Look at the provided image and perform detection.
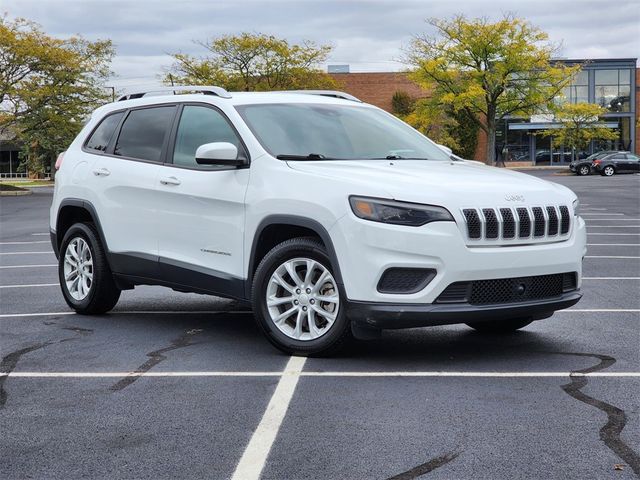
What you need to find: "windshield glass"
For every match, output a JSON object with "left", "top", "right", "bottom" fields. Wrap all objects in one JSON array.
[{"left": 235, "top": 103, "right": 451, "bottom": 161}]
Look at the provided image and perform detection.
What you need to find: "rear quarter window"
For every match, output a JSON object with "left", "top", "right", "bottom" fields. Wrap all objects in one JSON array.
[{"left": 85, "top": 111, "right": 125, "bottom": 152}]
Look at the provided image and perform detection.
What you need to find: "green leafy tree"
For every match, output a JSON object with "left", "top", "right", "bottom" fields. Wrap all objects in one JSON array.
[
  {"left": 391, "top": 90, "right": 414, "bottom": 116},
  {"left": 405, "top": 14, "right": 580, "bottom": 164},
  {"left": 165, "top": 32, "right": 338, "bottom": 91},
  {"left": 541, "top": 103, "right": 618, "bottom": 161},
  {"left": 0, "top": 16, "right": 113, "bottom": 175}
]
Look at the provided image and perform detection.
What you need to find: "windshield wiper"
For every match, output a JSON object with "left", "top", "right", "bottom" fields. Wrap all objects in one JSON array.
[
  {"left": 276, "top": 153, "right": 328, "bottom": 160},
  {"left": 368, "top": 155, "right": 432, "bottom": 160}
]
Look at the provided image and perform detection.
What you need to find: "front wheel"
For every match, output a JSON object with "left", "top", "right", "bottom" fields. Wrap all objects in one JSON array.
[
  {"left": 59, "top": 222, "right": 121, "bottom": 314},
  {"left": 251, "top": 237, "right": 351, "bottom": 356},
  {"left": 601, "top": 165, "right": 615, "bottom": 176},
  {"left": 466, "top": 318, "right": 533, "bottom": 333}
]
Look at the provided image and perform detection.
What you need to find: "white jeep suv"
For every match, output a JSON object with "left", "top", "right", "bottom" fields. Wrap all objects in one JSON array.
[{"left": 50, "top": 86, "right": 586, "bottom": 355}]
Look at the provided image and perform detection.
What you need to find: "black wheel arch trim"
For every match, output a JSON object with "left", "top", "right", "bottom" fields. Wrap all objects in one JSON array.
[
  {"left": 54, "top": 198, "right": 110, "bottom": 263},
  {"left": 247, "top": 215, "right": 344, "bottom": 299}
]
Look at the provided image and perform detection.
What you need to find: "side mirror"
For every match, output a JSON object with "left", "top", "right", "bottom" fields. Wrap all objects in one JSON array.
[{"left": 195, "top": 142, "right": 245, "bottom": 166}]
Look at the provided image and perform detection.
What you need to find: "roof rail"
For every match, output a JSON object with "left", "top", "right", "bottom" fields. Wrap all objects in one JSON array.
[
  {"left": 278, "top": 90, "right": 362, "bottom": 103},
  {"left": 117, "top": 86, "right": 232, "bottom": 102}
]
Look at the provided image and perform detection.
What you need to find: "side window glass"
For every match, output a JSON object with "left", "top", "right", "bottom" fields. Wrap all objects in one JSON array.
[
  {"left": 114, "top": 106, "right": 176, "bottom": 162},
  {"left": 85, "top": 112, "right": 125, "bottom": 152},
  {"left": 172, "top": 105, "right": 244, "bottom": 169}
]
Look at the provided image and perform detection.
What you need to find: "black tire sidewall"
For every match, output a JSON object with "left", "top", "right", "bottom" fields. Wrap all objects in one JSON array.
[
  {"left": 58, "top": 223, "right": 107, "bottom": 312},
  {"left": 252, "top": 239, "right": 350, "bottom": 355},
  {"left": 578, "top": 166, "right": 589, "bottom": 176}
]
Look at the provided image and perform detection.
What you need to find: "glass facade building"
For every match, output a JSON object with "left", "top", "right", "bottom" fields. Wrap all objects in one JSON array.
[{"left": 497, "top": 58, "right": 637, "bottom": 165}]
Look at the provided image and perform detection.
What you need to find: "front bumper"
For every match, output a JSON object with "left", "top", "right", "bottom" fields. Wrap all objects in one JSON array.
[
  {"left": 347, "top": 291, "right": 582, "bottom": 329},
  {"left": 330, "top": 214, "right": 587, "bottom": 304}
]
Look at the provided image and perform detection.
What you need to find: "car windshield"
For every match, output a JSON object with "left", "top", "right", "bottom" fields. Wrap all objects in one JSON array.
[{"left": 235, "top": 103, "right": 451, "bottom": 161}]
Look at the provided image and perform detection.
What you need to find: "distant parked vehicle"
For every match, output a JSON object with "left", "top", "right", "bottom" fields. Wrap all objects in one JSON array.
[
  {"left": 570, "top": 151, "right": 616, "bottom": 176},
  {"left": 592, "top": 152, "right": 640, "bottom": 176}
]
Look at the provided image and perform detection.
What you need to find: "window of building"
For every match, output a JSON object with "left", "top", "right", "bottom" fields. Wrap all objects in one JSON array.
[
  {"left": 595, "top": 69, "right": 631, "bottom": 112},
  {"left": 172, "top": 105, "right": 243, "bottom": 169},
  {"left": 114, "top": 106, "right": 177, "bottom": 162},
  {"left": 85, "top": 111, "right": 125, "bottom": 152},
  {"left": 559, "top": 70, "right": 588, "bottom": 104}
]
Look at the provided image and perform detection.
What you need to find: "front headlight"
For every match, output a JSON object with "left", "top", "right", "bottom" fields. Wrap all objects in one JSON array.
[
  {"left": 572, "top": 198, "right": 580, "bottom": 217},
  {"left": 349, "top": 196, "right": 454, "bottom": 226}
]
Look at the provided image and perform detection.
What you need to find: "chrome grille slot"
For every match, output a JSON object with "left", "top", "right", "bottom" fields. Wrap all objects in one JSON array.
[
  {"left": 482, "top": 208, "right": 499, "bottom": 239},
  {"left": 559, "top": 205, "right": 570, "bottom": 234},
  {"left": 546, "top": 206, "right": 559, "bottom": 236},
  {"left": 500, "top": 208, "right": 516, "bottom": 239},
  {"left": 532, "top": 207, "right": 545, "bottom": 237},
  {"left": 461, "top": 205, "right": 571, "bottom": 244},
  {"left": 517, "top": 208, "right": 531, "bottom": 238}
]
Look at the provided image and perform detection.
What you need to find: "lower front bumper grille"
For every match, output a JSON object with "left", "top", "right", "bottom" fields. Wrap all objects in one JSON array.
[{"left": 436, "top": 272, "right": 578, "bottom": 305}]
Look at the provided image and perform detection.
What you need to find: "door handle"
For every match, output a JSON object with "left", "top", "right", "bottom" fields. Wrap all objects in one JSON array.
[
  {"left": 92, "top": 167, "right": 110, "bottom": 176},
  {"left": 160, "top": 176, "right": 181, "bottom": 186}
]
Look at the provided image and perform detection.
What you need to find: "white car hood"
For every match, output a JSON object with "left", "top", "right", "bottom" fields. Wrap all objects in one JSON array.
[{"left": 287, "top": 159, "right": 575, "bottom": 209}]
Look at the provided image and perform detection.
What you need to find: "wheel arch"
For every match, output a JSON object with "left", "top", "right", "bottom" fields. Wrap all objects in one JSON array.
[
  {"left": 247, "top": 215, "right": 344, "bottom": 299},
  {"left": 55, "top": 199, "right": 110, "bottom": 264}
]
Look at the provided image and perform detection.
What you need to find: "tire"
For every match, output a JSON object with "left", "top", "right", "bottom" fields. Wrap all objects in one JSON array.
[
  {"left": 58, "top": 222, "right": 121, "bottom": 314},
  {"left": 601, "top": 165, "right": 615, "bottom": 176},
  {"left": 577, "top": 165, "right": 590, "bottom": 176},
  {"left": 466, "top": 318, "right": 533, "bottom": 333},
  {"left": 251, "top": 237, "right": 351, "bottom": 356}
]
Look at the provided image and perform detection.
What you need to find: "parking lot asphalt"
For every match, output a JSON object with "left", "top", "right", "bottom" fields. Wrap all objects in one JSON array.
[{"left": 0, "top": 171, "right": 639, "bottom": 479}]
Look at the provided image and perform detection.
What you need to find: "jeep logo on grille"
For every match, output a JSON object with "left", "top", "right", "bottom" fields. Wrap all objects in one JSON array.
[{"left": 505, "top": 194, "right": 525, "bottom": 202}]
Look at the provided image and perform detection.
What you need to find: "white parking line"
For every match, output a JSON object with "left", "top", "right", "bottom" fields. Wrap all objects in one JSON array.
[
  {"left": 584, "top": 255, "right": 640, "bottom": 259},
  {"left": 0, "top": 264, "right": 57, "bottom": 269},
  {"left": 0, "top": 310, "right": 253, "bottom": 318},
  {"left": 1, "top": 371, "right": 638, "bottom": 378},
  {"left": 582, "top": 277, "right": 639, "bottom": 280},
  {"left": 0, "top": 240, "right": 49, "bottom": 245},
  {"left": 231, "top": 356, "right": 306, "bottom": 480},
  {"left": 587, "top": 243, "right": 640, "bottom": 246},
  {"left": 0, "top": 283, "right": 58, "bottom": 289},
  {"left": 31, "top": 233, "right": 50, "bottom": 236},
  {"left": 0, "top": 251, "right": 53, "bottom": 255}
]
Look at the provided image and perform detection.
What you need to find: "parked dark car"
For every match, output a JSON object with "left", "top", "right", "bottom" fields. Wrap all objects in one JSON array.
[
  {"left": 570, "top": 151, "right": 616, "bottom": 176},
  {"left": 592, "top": 152, "right": 640, "bottom": 176}
]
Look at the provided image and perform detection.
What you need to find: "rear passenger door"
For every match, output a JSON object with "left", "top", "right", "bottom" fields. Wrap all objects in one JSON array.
[
  {"left": 87, "top": 104, "right": 177, "bottom": 277},
  {"left": 155, "top": 103, "right": 250, "bottom": 297}
]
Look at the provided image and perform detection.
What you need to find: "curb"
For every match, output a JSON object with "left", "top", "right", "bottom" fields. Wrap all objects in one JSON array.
[{"left": 0, "top": 189, "right": 33, "bottom": 197}]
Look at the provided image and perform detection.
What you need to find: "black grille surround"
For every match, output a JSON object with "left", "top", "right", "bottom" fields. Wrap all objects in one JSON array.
[
  {"left": 435, "top": 272, "right": 578, "bottom": 305},
  {"left": 461, "top": 205, "right": 571, "bottom": 243},
  {"left": 377, "top": 268, "right": 437, "bottom": 294}
]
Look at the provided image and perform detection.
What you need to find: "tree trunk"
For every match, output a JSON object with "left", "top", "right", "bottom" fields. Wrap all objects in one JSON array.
[{"left": 485, "top": 122, "right": 496, "bottom": 165}]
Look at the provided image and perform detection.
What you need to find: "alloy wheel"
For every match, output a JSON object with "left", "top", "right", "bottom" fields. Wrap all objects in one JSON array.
[
  {"left": 63, "top": 237, "right": 93, "bottom": 300},
  {"left": 604, "top": 166, "right": 614, "bottom": 176},
  {"left": 579, "top": 166, "right": 589, "bottom": 176},
  {"left": 266, "top": 257, "right": 340, "bottom": 341}
]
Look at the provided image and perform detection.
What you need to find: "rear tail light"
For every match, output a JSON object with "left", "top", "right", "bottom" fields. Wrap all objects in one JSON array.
[{"left": 55, "top": 151, "right": 65, "bottom": 170}]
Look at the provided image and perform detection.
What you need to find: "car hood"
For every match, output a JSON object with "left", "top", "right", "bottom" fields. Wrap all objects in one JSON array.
[{"left": 287, "top": 159, "right": 576, "bottom": 209}]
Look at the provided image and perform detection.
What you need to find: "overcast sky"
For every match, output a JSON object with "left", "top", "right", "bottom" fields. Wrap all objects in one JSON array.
[{"left": 3, "top": 0, "right": 639, "bottom": 91}]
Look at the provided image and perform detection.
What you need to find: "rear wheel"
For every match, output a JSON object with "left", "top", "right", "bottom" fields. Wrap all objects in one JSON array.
[
  {"left": 601, "top": 165, "right": 615, "bottom": 176},
  {"left": 58, "top": 222, "right": 121, "bottom": 314},
  {"left": 577, "top": 165, "right": 590, "bottom": 176},
  {"left": 251, "top": 237, "right": 351, "bottom": 356},
  {"left": 466, "top": 318, "right": 533, "bottom": 333}
]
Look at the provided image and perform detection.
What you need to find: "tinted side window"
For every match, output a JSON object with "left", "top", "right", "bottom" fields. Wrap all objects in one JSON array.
[
  {"left": 172, "top": 105, "right": 243, "bottom": 169},
  {"left": 114, "top": 106, "right": 176, "bottom": 162},
  {"left": 85, "top": 112, "right": 125, "bottom": 152},
  {"left": 611, "top": 154, "right": 625, "bottom": 160}
]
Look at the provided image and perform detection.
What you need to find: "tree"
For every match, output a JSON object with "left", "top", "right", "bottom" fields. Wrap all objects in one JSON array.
[
  {"left": 165, "top": 32, "right": 338, "bottom": 91},
  {"left": 405, "top": 14, "right": 580, "bottom": 164},
  {"left": 391, "top": 90, "right": 414, "bottom": 116},
  {"left": 541, "top": 103, "right": 618, "bottom": 161},
  {"left": 0, "top": 16, "right": 114, "bottom": 175}
]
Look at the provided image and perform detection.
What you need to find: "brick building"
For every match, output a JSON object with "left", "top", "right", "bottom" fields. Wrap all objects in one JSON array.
[{"left": 331, "top": 58, "right": 639, "bottom": 164}]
